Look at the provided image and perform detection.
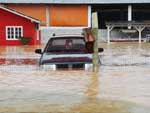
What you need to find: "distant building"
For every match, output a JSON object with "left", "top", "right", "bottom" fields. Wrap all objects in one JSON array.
[{"left": 1, "top": 0, "right": 150, "bottom": 44}]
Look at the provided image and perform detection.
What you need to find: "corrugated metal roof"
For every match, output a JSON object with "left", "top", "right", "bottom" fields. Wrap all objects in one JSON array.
[{"left": 1, "top": 0, "right": 150, "bottom": 4}]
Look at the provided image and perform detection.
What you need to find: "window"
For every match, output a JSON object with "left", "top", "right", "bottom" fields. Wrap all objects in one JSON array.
[
  {"left": 45, "top": 37, "right": 85, "bottom": 53},
  {"left": 6, "top": 26, "right": 23, "bottom": 40}
]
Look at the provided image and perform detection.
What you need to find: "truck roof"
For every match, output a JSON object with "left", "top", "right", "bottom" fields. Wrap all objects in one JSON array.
[{"left": 51, "top": 34, "right": 84, "bottom": 38}]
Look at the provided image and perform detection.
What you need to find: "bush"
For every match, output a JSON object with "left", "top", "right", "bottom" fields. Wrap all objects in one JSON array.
[{"left": 19, "top": 37, "right": 31, "bottom": 45}]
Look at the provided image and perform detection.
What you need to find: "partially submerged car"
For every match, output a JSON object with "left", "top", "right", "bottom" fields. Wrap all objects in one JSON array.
[{"left": 35, "top": 35, "right": 103, "bottom": 70}]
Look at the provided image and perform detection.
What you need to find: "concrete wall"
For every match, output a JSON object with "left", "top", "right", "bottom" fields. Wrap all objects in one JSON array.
[
  {"left": 41, "top": 28, "right": 83, "bottom": 43},
  {"left": 40, "top": 28, "right": 127, "bottom": 44},
  {"left": 40, "top": 28, "right": 107, "bottom": 44},
  {"left": 41, "top": 28, "right": 149, "bottom": 44}
]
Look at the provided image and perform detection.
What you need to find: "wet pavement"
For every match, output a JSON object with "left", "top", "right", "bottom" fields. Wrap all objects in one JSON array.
[{"left": 0, "top": 43, "right": 150, "bottom": 112}]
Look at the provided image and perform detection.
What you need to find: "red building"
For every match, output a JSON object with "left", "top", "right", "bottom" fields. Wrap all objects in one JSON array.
[{"left": 0, "top": 5, "right": 40, "bottom": 45}]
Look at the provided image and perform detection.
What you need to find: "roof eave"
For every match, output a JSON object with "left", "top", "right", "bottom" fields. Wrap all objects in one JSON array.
[{"left": 0, "top": 5, "right": 40, "bottom": 23}]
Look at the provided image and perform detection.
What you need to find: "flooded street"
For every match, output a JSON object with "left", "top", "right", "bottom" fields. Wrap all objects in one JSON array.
[{"left": 0, "top": 43, "right": 150, "bottom": 112}]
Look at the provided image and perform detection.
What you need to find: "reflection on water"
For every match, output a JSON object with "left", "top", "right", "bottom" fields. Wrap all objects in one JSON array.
[
  {"left": 0, "top": 58, "right": 38, "bottom": 65},
  {"left": 85, "top": 72, "right": 99, "bottom": 98},
  {"left": 0, "top": 43, "right": 150, "bottom": 112},
  {"left": 71, "top": 72, "right": 132, "bottom": 113}
]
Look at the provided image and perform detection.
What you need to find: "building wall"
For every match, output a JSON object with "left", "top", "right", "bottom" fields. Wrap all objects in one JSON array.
[
  {"left": 40, "top": 29, "right": 107, "bottom": 44},
  {"left": 0, "top": 8, "right": 39, "bottom": 45},
  {"left": 41, "top": 28, "right": 83, "bottom": 43},
  {"left": 7, "top": 4, "right": 47, "bottom": 26},
  {"left": 7, "top": 4, "right": 88, "bottom": 27},
  {"left": 50, "top": 5, "right": 88, "bottom": 27}
]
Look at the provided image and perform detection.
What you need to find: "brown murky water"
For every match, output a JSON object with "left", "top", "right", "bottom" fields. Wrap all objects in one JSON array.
[{"left": 0, "top": 43, "right": 150, "bottom": 112}]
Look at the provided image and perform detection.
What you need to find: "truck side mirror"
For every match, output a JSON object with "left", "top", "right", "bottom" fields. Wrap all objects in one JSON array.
[
  {"left": 98, "top": 48, "right": 104, "bottom": 52},
  {"left": 35, "top": 49, "right": 42, "bottom": 54}
]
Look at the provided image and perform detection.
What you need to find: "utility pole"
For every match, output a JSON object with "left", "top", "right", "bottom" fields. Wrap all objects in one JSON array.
[{"left": 92, "top": 12, "right": 99, "bottom": 72}]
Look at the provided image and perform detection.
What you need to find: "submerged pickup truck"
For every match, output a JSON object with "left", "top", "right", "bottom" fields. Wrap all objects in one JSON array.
[{"left": 35, "top": 35, "right": 103, "bottom": 70}]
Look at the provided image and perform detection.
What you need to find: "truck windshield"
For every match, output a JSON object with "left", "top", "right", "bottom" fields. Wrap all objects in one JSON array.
[{"left": 45, "top": 37, "right": 86, "bottom": 53}]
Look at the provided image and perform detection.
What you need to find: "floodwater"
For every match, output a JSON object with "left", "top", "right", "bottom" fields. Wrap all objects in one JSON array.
[{"left": 0, "top": 43, "right": 150, "bottom": 112}]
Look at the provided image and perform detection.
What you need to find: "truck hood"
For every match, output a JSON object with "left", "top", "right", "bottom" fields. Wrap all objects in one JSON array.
[{"left": 41, "top": 53, "right": 95, "bottom": 64}]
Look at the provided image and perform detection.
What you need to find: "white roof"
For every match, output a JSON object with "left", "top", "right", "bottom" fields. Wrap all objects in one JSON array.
[{"left": 0, "top": 5, "right": 40, "bottom": 23}]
